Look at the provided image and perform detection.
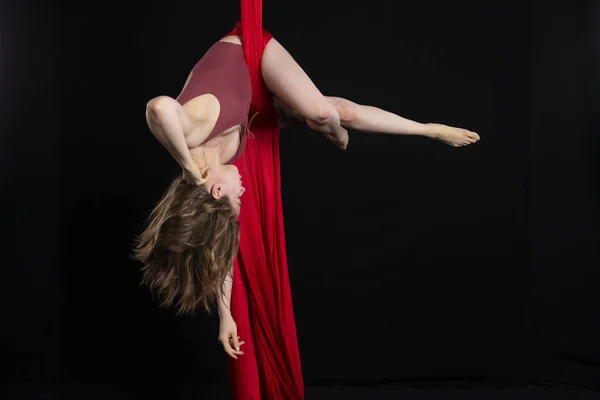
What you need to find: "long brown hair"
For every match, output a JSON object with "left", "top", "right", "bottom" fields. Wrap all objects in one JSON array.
[{"left": 133, "top": 174, "right": 240, "bottom": 314}]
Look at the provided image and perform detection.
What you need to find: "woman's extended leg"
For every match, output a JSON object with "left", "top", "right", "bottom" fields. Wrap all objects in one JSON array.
[
  {"left": 260, "top": 38, "right": 349, "bottom": 149},
  {"left": 274, "top": 95, "right": 480, "bottom": 147},
  {"left": 262, "top": 39, "right": 479, "bottom": 148},
  {"left": 326, "top": 96, "right": 480, "bottom": 147}
]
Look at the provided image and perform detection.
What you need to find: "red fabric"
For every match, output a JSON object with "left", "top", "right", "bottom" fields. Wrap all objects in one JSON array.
[{"left": 224, "top": 16, "right": 305, "bottom": 400}]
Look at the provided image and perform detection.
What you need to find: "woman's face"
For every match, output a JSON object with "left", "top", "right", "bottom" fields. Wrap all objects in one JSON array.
[{"left": 208, "top": 165, "right": 245, "bottom": 215}]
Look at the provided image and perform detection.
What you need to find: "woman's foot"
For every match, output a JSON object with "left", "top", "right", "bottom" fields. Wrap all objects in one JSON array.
[{"left": 426, "top": 123, "right": 480, "bottom": 147}]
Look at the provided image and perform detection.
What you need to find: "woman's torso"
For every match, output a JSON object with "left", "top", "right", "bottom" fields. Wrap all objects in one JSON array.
[{"left": 176, "top": 36, "right": 251, "bottom": 164}]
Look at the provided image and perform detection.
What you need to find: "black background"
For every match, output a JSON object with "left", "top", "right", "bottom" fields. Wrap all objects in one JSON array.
[{"left": 1, "top": 0, "right": 599, "bottom": 398}]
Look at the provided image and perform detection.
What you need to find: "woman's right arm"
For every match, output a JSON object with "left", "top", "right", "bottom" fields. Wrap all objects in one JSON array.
[{"left": 145, "top": 96, "right": 205, "bottom": 184}]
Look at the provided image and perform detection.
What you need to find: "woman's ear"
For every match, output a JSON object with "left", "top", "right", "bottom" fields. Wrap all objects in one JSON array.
[{"left": 211, "top": 183, "right": 224, "bottom": 200}]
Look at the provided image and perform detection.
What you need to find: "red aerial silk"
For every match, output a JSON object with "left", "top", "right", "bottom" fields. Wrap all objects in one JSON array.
[{"left": 223, "top": 2, "right": 304, "bottom": 399}]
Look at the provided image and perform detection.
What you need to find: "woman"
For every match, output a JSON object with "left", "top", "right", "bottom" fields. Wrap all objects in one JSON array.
[{"left": 134, "top": 31, "right": 479, "bottom": 398}]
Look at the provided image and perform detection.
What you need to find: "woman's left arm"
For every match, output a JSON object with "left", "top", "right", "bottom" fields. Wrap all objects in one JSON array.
[{"left": 217, "top": 266, "right": 244, "bottom": 359}]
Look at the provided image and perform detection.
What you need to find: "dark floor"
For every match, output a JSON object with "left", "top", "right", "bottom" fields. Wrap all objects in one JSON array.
[{"left": 2, "top": 383, "right": 600, "bottom": 400}]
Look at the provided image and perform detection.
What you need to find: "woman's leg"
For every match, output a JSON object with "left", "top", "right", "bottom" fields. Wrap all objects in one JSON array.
[
  {"left": 274, "top": 95, "right": 479, "bottom": 147},
  {"left": 261, "top": 37, "right": 480, "bottom": 148},
  {"left": 261, "top": 39, "right": 349, "bottom": 149},
  {"left": 325, "top": 96, "right": 480, "bottom": 147}
]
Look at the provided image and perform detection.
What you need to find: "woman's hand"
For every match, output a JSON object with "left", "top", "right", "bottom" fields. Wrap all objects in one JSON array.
[
  {"left": 182, "top": 163, "right": 206, "bottom": 186},
  {"left": 218, "top": 313, "right": 245, "bottom": 359}
]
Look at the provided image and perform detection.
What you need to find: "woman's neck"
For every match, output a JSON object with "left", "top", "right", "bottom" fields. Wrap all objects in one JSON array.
[{"left": 189, "top": 145, "right": 223, "bottom": 172}]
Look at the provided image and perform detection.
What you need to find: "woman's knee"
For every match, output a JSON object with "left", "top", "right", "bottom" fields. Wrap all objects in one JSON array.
[
  {"left": 308, "top": 98, "right": 338, "bottom": 125},
  {"left": 327, "top": 97, "right": 357, "bottom": 124}
]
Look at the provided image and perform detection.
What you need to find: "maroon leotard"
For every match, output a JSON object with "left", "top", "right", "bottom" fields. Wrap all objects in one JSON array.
[{"left": 176, "top": 41, "right": 252, "bottom": 164}]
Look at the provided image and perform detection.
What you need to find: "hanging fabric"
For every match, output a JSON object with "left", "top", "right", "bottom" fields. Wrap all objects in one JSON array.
[{"left": 223, "top": 1, "right": 305, "bottom": 398}]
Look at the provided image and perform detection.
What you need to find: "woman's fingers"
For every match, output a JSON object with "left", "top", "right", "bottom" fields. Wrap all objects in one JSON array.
[
  {"left": 220, "top": 334, "right": 246, "bottom": 359},
  {"left": 226, "top": 346, "right": 238, "bottom": 359},
  {"left": 222, "top": 341, "right": 237, "bottom": 359},
  {"left": 220, "top": 335, "right": 240, "bottom": 359},
  {"left": 233, "top": 340, "right": 245, "bottom": 356},
  {"left": 230, "top": 333, "right": 240, "bottom": 352}
]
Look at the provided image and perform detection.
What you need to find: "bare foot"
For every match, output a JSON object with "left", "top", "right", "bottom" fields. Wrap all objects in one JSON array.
[
  {"left": 426, "top": 123, "right": 480, "bottom": 147},
  {"left": 307, "top": 120, "right": 349, "bottom": 150}
]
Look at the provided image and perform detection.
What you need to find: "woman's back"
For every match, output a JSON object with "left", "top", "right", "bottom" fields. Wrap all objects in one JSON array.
[{"left": 176, "top": 39, "right": 252, "bottom": 154}]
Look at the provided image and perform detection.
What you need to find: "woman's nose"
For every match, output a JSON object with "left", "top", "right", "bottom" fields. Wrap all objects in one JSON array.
[{"left": 240, "top": 186, "right": 246, "bottom": 195}]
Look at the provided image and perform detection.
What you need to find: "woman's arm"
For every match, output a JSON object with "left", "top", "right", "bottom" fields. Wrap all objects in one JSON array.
[
  {"left": 217, "top": 269, "right": 234, "bottom": 318},
  {"left": 146, "top": 96, "right": 197, "bottom": 170},
  {"left": 217, "top": 265, "right": 244, "bottom": 359},
  {"left": 145, "top": 96, "right": 206, "bottom": 184}
]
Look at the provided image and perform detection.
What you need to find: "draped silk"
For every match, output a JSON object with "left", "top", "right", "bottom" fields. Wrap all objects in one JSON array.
[{"left": 223, "top": 2, "right": 304, "bottom": 398}]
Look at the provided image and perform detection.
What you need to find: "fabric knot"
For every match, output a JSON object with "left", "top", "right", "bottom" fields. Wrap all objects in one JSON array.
[
  {"left": 241, "top": 111, "right": 259, "bottom": 177},
  {"left": 243, "top": 111, "right": 259, "bottom": 140}
]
